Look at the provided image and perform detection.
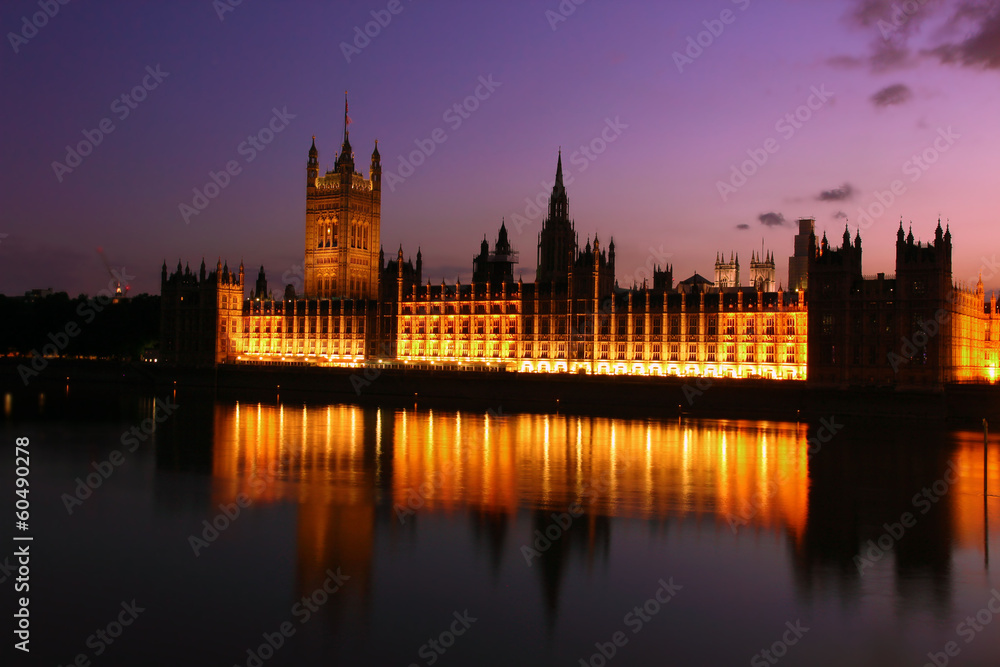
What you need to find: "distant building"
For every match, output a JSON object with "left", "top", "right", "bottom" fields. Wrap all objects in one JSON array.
[{"left": 787, "top": 218, "right": 814, "bottom": 292}]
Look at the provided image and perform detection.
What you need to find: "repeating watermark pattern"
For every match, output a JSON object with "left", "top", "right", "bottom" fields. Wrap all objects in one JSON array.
[
  {"left": 673, "top": 0, "right": 752, "bottom": 73},
  {"left": 384, "top": 75, "right": 502, "bottom": 193},
  {"left": 52, "top": 65, "right": 170, "bottom": 182},
  {"left": 233, "top": 567, "right": 349, "bottom": 667},
  {"left": 521, "top": 460, "right": 627, "bottom": 566},
  {"left": 853, "top": 127, "right": 960, "bottom": 232},
  {"left": 727, "top": 417, "right": 843, "bottom": 531},
  {"left": 61, "top": 397, "right": 179, "bottom": 515},
  {"left": 394, "top": 408, "right": 504, "bottom": 523},
  {"left": 854, "top": 460, "right": 959, "bottom": 575},
  {"left": 407, "top": 610, "right": 477, "bottom": 667},
  {"left": 341, "top": 0, "right": 414, "bottom": 62},
  {"left": 17, "top": 268, "right": 136, "bottom": 386},
  {"left": 350, "top": 341, "right": 399, "bottom": 394},
  {"left": 56, "top": 600, "right": 145, "bottom": 665},
  {"left": 877, "top": 0, "right": 932, "bottom": 40},
  {"left": 545, "top": 0, "right": 589, "bottom": 31},
  {"left": 187, "top": 459, "right": 281, "bottom": 556},
  {"left": 179, "top": 106, "right": 295, "bottom": 224},
  {"left": 214, "top": 0, "right": 247, "bottom": 22},
  {"left": 889, "top": 247, "right": 987, "bottom": 372},
  {"left": 0, "top": 232, "right": 8, "bottom": 246},
  {"left": 508, "top": 117, "right": 628, "bottom": 235},
  {"left": 577, "top": 578, "right": 682, "bottom": 666},
  {"left": 750, "top": 620, "right": 810, "bottom": 666},
  {"left": 7, "top": 0, "right": 72, "bottom": 54},
  {"left": 717, "top": 85, "right": 834, "bottom": 202},
  {"left": 922, "top": 589, "right": 1000, "bottom": 667}
]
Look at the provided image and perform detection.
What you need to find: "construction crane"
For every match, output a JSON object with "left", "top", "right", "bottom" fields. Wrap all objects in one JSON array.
[{"left": 96, "top": 246, "right": 129, "bottom": 299}]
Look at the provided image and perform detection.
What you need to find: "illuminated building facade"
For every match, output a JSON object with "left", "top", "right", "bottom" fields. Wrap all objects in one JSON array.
[
  {"left": 304, "top": 97, "right": 381, "bottom": 301},
  {"left": 158, "top": 112, "right": 1000, "bottom": 385}
]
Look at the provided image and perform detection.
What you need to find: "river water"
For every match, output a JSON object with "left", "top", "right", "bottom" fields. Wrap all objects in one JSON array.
[{"left": 4, "top": 386, "right": 1000, "bottom": 666}]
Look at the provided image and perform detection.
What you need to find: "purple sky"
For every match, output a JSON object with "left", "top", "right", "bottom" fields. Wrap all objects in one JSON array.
[{"left": 3, "top": 0, "right": 1000, "bottom": 296}]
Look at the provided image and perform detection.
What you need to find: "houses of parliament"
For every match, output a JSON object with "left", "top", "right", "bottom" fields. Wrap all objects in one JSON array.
[{"left": 160, "top": 109, "right": 1000, "bottom": 389}]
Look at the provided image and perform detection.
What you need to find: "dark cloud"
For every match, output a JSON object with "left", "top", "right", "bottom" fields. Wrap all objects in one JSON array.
[
  {"left": 834, "top": 211, "right": 849, "bottom": 219},
  {"left": 927, "top": 8, "right": 1000, "bottom": 69},
  {"left": 818, "top": 183, "right": 856, "bottom": 201},
  {"left": 835, "top": 0, "right": 1000, "bottom": 73},
  {"left": 736, "top": 223, "right": 751, "bottom": 230},
  {"left": 758, "top": 212, "right": 786, "bottom": 227},
  {"left": 871, "top": 83, "right": 913, "bottom": 107}
]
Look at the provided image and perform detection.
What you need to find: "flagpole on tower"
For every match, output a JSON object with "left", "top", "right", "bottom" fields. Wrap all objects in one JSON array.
[{"left": 344, "top": 91, "right": 351, "bottom": 144}]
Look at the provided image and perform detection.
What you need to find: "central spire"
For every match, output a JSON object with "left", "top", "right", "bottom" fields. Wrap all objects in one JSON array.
[
  {"left": 337, "top": 91, "right": 355, "bottom": 173},
  {"left": 548, "top": 149, "right": 568, "bottom": 221},
  {"left": 555, "top": 148, "right": 564, "bottom": 190}
]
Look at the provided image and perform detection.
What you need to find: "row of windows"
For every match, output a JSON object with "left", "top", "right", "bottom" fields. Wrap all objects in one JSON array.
[
  {"left": 316, "top": 220, "right": 372, "bottom": 250},
  {"left": 397, "top": 341, "right": 799, "bottom": 363}
]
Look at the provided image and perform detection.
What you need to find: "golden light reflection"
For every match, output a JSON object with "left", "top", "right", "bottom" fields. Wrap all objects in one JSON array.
[
  {"left": 949, "top": 430, "right": 1000, "bottom": 551},
  {"left": 211, "top": 404, "right": 812, "bottom": 550}
]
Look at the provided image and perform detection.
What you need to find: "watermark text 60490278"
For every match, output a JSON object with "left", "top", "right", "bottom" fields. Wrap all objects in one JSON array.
[{"left": 13, "top": 436, "right": 33, "bottom": 653}]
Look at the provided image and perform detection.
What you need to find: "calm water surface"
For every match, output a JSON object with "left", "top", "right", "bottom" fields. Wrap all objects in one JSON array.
[{"left": 3, "top": 386, "right": 1000, "bottom": 666}]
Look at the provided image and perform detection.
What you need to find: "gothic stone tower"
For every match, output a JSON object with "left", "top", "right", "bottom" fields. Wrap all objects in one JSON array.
[
  {"left": 304, "top": 95, "right": 381, "bottom": 300},
  {"left": 536, "top": 151, "right": 577, "bottom": 284},
  {"left": 714, "top": 252, "right": 740, "bottom": 289},
  {"left": 749, "top": 250, "right": 776, "bottom": 291}
]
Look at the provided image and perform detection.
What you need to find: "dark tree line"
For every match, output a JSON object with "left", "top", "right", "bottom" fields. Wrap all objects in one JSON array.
[{"left": 0, "top": 292, "right": 160, "bottom": 359}]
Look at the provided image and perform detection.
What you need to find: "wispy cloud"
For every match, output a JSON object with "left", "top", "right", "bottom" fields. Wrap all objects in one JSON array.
[{"left": 871, "top": 83, "right": 913, "bottom": 107}]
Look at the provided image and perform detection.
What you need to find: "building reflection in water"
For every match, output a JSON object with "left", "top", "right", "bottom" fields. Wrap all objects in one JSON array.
[{"left": 201, "top": 401, "right": 997, "bottom": 626}]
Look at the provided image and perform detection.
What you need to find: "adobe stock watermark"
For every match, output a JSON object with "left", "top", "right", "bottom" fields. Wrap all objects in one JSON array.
[
  {"left": 385, "top": 75, "right": 501, "bottom": 192},
  {"left": 17, "top": 268, "right": 136, "bottom": 386},
  {"left": 673, "top": 0, "right": 752, "bottom": 73},
  {"left": 545, "top": 0, "right": 589, "bottom": 31},
  {"left": 178, "top": 106, "right": 295, "bottom": 224},
  {"left": 507, "top": 117, "right": 629, "bottom": 236},
  {"left": 394, "top": 408, "right": 503, "bottom": 522},
  {"left": 341, "top": 0, "right": 414, "bottom": 62},
  {"left": 854, "top": 460, "right": 960, "bottom": 575},
  {"left": 717, "top": 84, "right": 834, "bottom": 202},
  {"left": 625, "top": 245, "right": 673, "bottom": 288},
  {"left": 922, "top": 589, "right": 1000, "bottom": 667},
  {"left": 214, "top": 0, "right": 247, "bottom": 22},
  {"left": 187, "top": 459, "right": 282, "bottom": 556},
  {"left": 52, "top": 65, "right": 170, "bottom": 183},
  {"left": 7, "top": 0, "right": 73, "bottom": 54},
  {"left": 54, "top": 600, "right": 145, "bottom": 665},
  {"left": 233, "top": 567, "right": 350, "bottom": 667},
  {"left": 727, "top": 417, "right": 843, "bottom": 532},
  {"left": 407, "top": 610, "right": 477, "bottom": 667},
  {"left": 750, "top": 620, "right": 809, "bottom": 666},
  {"left": 61, "top": 397, "right": 179, "bottom": 515},
  {"left": 852, "top": 127, "right": 960, "bottom": 232},
  {"left": 877, "top": 0, "right": 932, "bottom": 40},
  {"left": 577, "top": 578, "right": 682, "bottom": 667},
  {"left": 522, "top": 462, "right": 626, "bottom": 567}
]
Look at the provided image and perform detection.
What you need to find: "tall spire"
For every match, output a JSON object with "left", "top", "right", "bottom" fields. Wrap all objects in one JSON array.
[
  {"left": 547, "top": 149, "right": 569, "bottom": 221},
  {"left": 555, "top": 148, "right": 564, "bottom": 189}
]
